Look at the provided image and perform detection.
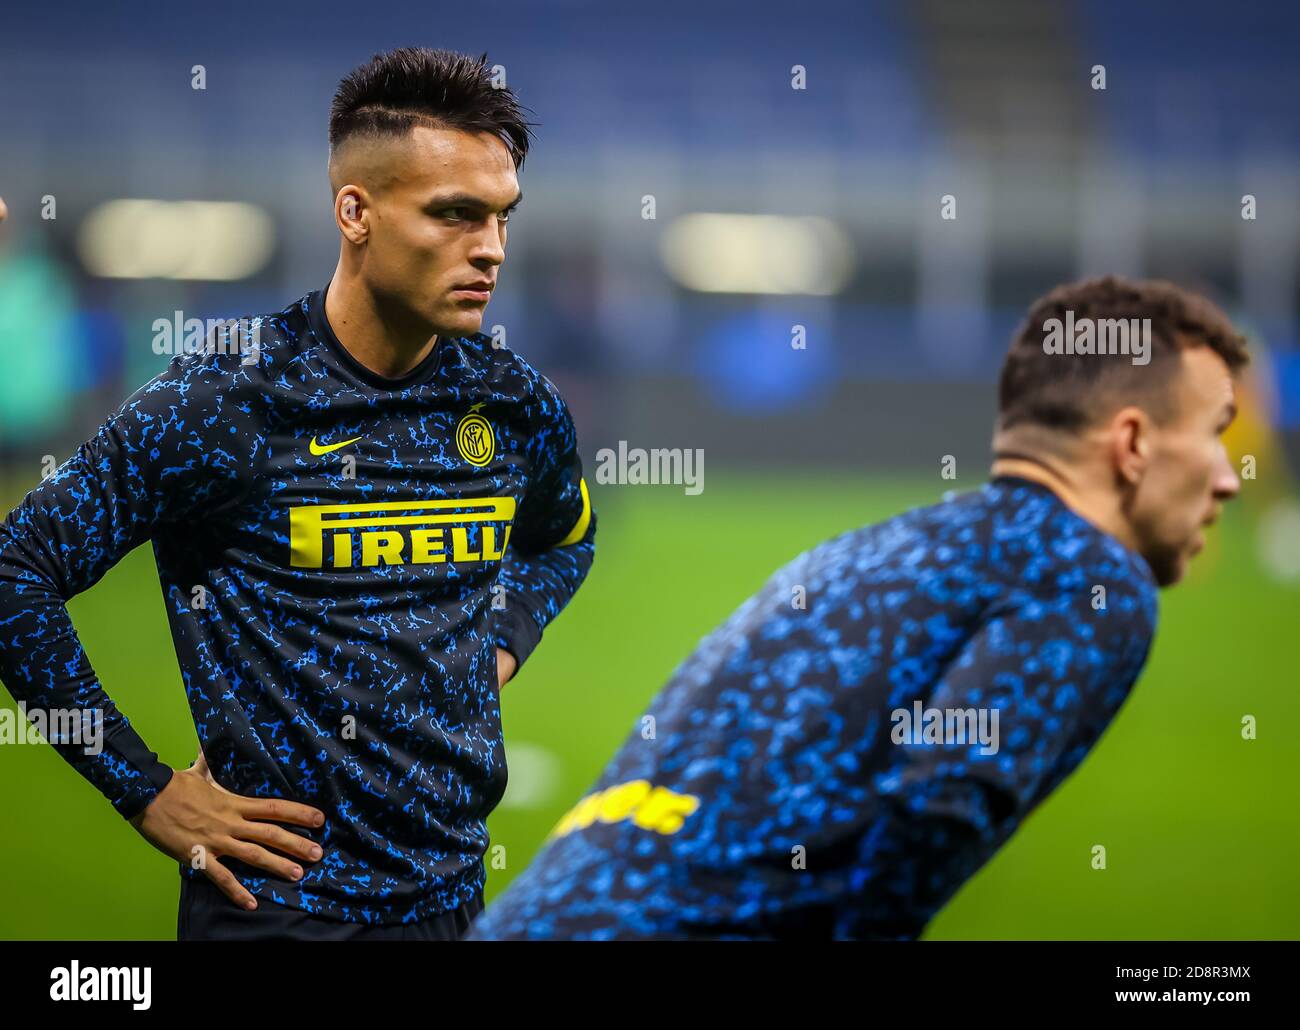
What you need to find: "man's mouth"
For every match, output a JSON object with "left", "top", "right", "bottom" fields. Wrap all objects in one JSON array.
[{"left": 451, "top": 280, "right": 494, "bottom": 303}]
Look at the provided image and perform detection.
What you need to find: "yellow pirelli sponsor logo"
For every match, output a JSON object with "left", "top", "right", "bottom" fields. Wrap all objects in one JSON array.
[
  {"left": 289, "top": 497, "right": 516, "bottom": 569},
  {"left": 548, "top": 779, "right": 700, "bottom": 840}
]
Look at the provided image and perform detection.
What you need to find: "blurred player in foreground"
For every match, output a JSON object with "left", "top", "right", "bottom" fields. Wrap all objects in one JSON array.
[
  {"left": 0, "top": 49, "right": 595, "bottom": 940},
  {"left": 471, "top": 276, "right": 1247, "bottom": 940}
]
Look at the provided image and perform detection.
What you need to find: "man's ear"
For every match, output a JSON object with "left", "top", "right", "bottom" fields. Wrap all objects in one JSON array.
[
  {"left": 1111, "top": 405, "right": 1152, "bottom": 486},
  {"left": 335, "top": 187, "right": 369, "bottom": 244}
]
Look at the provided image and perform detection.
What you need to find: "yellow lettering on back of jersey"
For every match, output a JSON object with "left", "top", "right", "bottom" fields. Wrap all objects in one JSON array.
[{"left": 548, "top": 779, "right": 700, "bottom": 840}]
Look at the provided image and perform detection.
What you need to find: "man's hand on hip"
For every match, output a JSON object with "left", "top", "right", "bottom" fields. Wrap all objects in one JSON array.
[{"left": 129, "top": 752, "right": 326, "bottom": 911}]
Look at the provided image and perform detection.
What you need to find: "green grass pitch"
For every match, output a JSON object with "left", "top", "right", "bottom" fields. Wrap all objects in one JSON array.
[{"left": 1, "top": 473, "right": 1296, "bottom": 939}]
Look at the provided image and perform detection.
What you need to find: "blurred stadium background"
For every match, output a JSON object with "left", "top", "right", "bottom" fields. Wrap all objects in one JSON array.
[{"left": 1, "top": 0, "right": 1297, "bottom": 939}]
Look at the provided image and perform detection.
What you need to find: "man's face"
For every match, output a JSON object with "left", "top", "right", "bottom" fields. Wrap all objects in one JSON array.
[
  {"left": 336, "top": 125, "right": 519, "bottom": 338},
  {"left": 1129, "top": 346, "right": 1241, "bottom": 586}
]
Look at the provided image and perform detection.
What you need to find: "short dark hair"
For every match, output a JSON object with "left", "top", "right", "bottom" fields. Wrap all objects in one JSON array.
[
  {"left": 997, "top": 275, "right": 1249, "bottom": 432},
  {"left": 329, "top": 48, "right": 535, "bottom": 168}
]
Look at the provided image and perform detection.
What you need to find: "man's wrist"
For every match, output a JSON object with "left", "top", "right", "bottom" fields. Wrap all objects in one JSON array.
[{"left": 118, "top": 761, "right": 176, "bottom": 823}]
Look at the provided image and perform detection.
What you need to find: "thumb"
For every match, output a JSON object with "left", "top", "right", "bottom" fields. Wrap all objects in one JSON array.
[{"left": 189, "top": 747, "right": 233, "bottom": 794}]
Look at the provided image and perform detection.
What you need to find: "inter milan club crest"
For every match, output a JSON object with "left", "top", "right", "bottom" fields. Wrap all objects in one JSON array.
[{"left": 455, "top": 404, "right": 496, "bottom": 467}]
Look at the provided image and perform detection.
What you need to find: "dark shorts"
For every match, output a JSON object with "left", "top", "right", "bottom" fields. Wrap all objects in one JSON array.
[{"left": 177, "top": 874, "right": 484, "bottom": 941}]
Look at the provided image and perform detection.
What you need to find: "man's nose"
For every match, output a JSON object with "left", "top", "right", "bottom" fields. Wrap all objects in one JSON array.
[
  {"left": 470, "top": 222, "right": 506, "bottom": 265},
  {"left": 1213, "top": 456, "right": 1241, "bottom": 501}
]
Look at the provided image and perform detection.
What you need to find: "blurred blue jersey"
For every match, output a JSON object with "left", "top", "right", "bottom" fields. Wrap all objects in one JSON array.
[{"left": 471, "top": 477, "right": 1156, "bottom": 939}]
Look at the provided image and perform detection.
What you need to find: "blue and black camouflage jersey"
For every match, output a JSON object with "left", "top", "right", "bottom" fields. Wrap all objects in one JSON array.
[
  {"left": 0, "top": 285, "right": 596, "bottom": 924},
  {"left": 470, "top": 477, "right": 1155, "bottom": 940}
]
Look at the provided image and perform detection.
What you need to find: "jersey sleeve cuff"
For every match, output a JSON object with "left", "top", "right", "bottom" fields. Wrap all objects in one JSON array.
[
  {"left": 105, "top": 725, "right": 176, "bottom": 820},
  {"left": 494, "top": 607, "right": 543, "bottom": 672}
]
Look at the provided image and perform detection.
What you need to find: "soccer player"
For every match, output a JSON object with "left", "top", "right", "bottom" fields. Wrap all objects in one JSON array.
[
  {"left": 0, "top": 48, "right": 596, "bottom": 940},
  {"left": 470, "top": 277, "right": 1246, "bottom": 940}
]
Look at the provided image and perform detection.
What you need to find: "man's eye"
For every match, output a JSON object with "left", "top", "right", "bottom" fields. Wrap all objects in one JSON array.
[
  {"left": 499, "top": 210, "right": 513, "bottom": 223},
  {"left": 441, "top": 208, "right": 467, "bottom": 220}
]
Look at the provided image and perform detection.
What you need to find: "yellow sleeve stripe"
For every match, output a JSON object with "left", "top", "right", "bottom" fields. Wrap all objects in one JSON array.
[{"left": 557, "top": 477, "right": 592, "bottom": 547}]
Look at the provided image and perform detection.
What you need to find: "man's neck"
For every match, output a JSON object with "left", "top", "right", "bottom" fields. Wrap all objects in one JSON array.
[
  {"left": 989, "top": 454, "right": 1141, "bottom": 554},
  {"left": 324, "top": 272, "right": 439, "bottom": 380}
]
